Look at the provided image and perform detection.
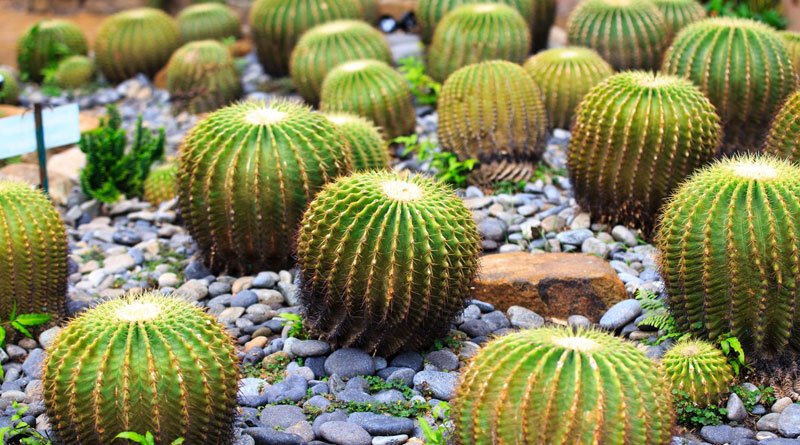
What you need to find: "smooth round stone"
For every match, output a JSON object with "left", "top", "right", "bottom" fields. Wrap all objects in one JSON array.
[
  {"left": 231, "top": 290, "right": 259, "bottom": 308},
  {"left": 252, "top": 271, "right": 280, "bottom": 288},
  {"left": 259, "top": 404, "right": 306, "bottom": 429},
  {"left": 347, "top": 412, "right": 414, "bottom": 436},
  {"left": 599, "top": 299, "right": 642, "bottom": 330},
  {"left": 390, "top": 352, "right": 423, "bottom": 372},
  {"left": 290, "top": 340, "right": 331, "bottom": 357},
  {"left": 425, "top": 350, "right": 459, "bottom": 371},
  {"left": 319, "top": 421, "right": 371, "bottom": 445},
  {"left": 413, "top": 371, "right": 457, "bottom": 401},
  {"left": 324, "top": 349, "right": 376, "bottom": 379}
]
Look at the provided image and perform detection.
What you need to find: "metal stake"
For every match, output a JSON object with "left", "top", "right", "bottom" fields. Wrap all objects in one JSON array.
[{"left": 33, "top": 102, "right": 48, "bottom": 195}]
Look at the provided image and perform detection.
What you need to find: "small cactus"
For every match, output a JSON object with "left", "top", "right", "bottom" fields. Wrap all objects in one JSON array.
[
  {"left": 567, "top": 0, "right": 669, "bottom": 71},
  {"left": 166, "top": 40, "right": 242, "bottom": 114},
  {"left": 415, "top": 0, "right": 534, "bottom": 44},
  {"left": 656, "top": 155, "right": 800, "bottom": 355},
  {"left": 43, "top": 292, "right": 239, "bottom": 444},
  {"left": 523, "top": 46, "right": 615, "bottom": 130},
  {"left": 764, "top": 90, "right": 800, "bottom": 162},
  {"left": 95, "top": 8, "right": 181, "bottom": 84},
  {"left": 290, "top": 20, "right": 392, "bottom": 104},
  {"left": 249, "top": 0, "right": 362, "bottom": 77},
  {"left": 323, "top": 113, "right": 389, "bottom": 171},
  {"left": 780, "top": 31, "right": 800, "bottom": 80},
  {"left": 453, "top": 327, "right": 675, "bottom": 444},
  {"left": 17, "top": 19, "right": 88, "bottom": 83},
  {"left": 0, "top": 181, "right": 67, "bottom": 320},
  {"left": 53, "top": 55, "right": 95, "bottom": 90},
  {"left": 653, "top": 0, "right": 705, "bottom": 33},
  {"left": 297, "top": 171, "right": 480, "bottom": 355},
  {"left": 320, "top": 59, "right": 416, "bottom": 139},
  {"left": 177, "top": 3, "right": 242, "bottom": 44},
  {"left": 178, "top": 100, "right": 352, "bottom": 274},
  {"left": 144, "top": 162, "right": 178, "bottom": 206},
  {"left": 0, "top": 67, "right": 20, "bottom": 104},
  {"left": 661, "top": 339, "right": 734, "bottom": 405},
  {"left": 427, "top": 3, "right": 531, "bottom": 83},
  {"left": 662, "top": 18, "right": 796, "bottom": 154},
  {"left": 569, "top": 71, "right": 721, "bottom": 234},
  {"left": 438, "top": 60, "right": 548, "bottom": 185}
]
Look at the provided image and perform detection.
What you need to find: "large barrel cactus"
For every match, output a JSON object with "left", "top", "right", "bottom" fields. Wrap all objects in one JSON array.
[
  {"left": 569, "top": 71, "right": 721, "bottom": 234},
  {"left": 297, "top": 171, "right": 480, "bottom": 355},
  {"left": 567, "top": 0, "right": 669, "bottom": 71},
  {"left": 438, "top": 61, "right": 548, "bottom": 185},
  {"left": 0, "top": 181, "right": 67, "bottom": 320},
  {"left": 0, "top": 68, "right": 20, "bottom": 104},
  {"left": 43, "top": 292, "right": 239, "bottom": 444},
  {"left": 17, "top": 19, "right": 88, "bottom": 83},
  {"left": 661, "top": 339, "right": 733, "bottom": 405},
  {"left": 415, "top": 0, "right": 534, "bottom": 44},
  {"left": 178, "top": 100, "right": 351, "bottom": 274},
  {"left": 427, "top": 3, "right": 531, "bottom": 83},
  {"left": 177, "top": 3, "right": 242, "bottom": 44},
  {"left": 53, "top": 55, "right": 95, "bottom": 90},
  {"left": 764, "top": 90, "right": 800, "bottom": 162},
  {"left": 453, "top": 327, "right": 675, "bottom": 444},
  {"left": 95, "top": 8, "right": 180, "bottom": 84},
  {"left": 144, "top": 162, "right": 178, "bottom": 206},
  {"left": 780, "top": 31, "right": 800, "bottom": 80},
  {"left": 656, "top": 155, "right": 800, "bottom": 355},
  {"left": 290, "top": 20, "right": 392, "bottom": 105},
  {"left": 249, "top": 0, "right": 362, "bottom": 77},
  {"left": 166, "top": 40, "right": 242, "bottom": 114},
  {"left": 662, "top": 18, "right": 795, "bottom": 154},
  {"left": 653, "top": 0, "right": 705, "bottom": 33},
  {"left": 323, "top": 113, "right": 389, "bottom": 171},
  {"left": 320, "top": 59, "right": 416, "bottom": 139},
  {"left": 523, "top": 47, "right": 615, "bottom": 130}
]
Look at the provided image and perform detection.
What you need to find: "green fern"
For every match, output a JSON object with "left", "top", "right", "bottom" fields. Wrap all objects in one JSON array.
[{"left": 635, "top": 289, "right": 688, "bottom": 345}]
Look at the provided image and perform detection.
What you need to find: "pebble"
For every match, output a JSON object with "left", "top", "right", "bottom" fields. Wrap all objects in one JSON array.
[
  {"left": 372, "top": 435, "right": 410, "bottom": 445},
  {"left": 252, "top": 271, "right": 280, "bottom": 288},
  {"left": 727, "top": 393, "right": 747, "bottom": 422},
  {"left": 348, "top": 412, "right": 415, "bottom": 436},
  {"left": 38, "top": 327, "right": 61, "bottom": 350},
  {"left": 507, "top": 306, "right": 544, "bottom": 329},
  {"left": 611, "top": 225, "right": 638, "bottom": 247},
  {"left": 242, "top": 427, "right": 303, "bottom": 445},
  {"left": 158, "top": 273, "right": 180, "bottom": 288},
  {"left": 556, "top": 229, "right": 594, "bottom": 245},
  {"left": 599, "top": 299, "right": 642, "bottom": 330},
  {"left": 319, "top": 421, "right": 372, "bottom": 445},
  {"left": 413, "top": 371, "right": 458, "bottom": 400},
  {"left": 699, "top": 425, "right": 755, "bottom": 444},
  {"left": 291, "top": 340, "right": 331, "bottom": 357},
  {"left": 778, "top": 404, "right": 800, "bottom": 438},
  {"left": 231, "top": 290, "right": 258, "bottom": 308},
  {"left": 567, "top": 315, "right": 592, "bottom": 328},
  {"left": 325, "top": 348, "right": 375, "bottom": 378},
  {"left": 774, "top": 398, "right": 794, "bottom": 413},
  {"left": 426, "top": 350, "right": 459, "bottom": 371},
  {"left": 259, "top": 404, "right": 306, "bottom": 429}
]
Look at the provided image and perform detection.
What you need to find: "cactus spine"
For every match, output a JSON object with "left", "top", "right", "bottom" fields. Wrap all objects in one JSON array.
[
  {"left": 178, "top": 100, "right": 352, "bottom": 274},
  {"left": 144, "top": 162, "right": 178, "bottom": 206},
  {"left": 568, "top": 71, "right": 721, "bottom": 234},
  {"left": 0, "top": 68, "right": 20, "bottom": 104},
  {"left": 177, "top": 3, "right": 242, "bottom": 44},
  {"left": 661, "top": 339, "right": 733, "bottom": 405},
  {"left": 764, "top": 90, "right": 800, "bottom": 162},
  {"left": 17, "top": 19, "right": 88, "bottom": 83},
  {"left": 53, "top": 55, "right": 95, "bottom": 89},
  {"left": 320, "top": 59, "right": 416, "bottom": 139},
  {"left": 567, "top": 0, "right": 669, "bottom": 71},
  {"left": 95, "top": 8, "right": 180, "bottom": 84},
  {"left": 662, "top": 18, "right": 796, "bottom": 154},
  {"left": 290, "top": 20, "right": 392, "bottom": 105},
  {"left": 427, "top": 3, "right": 531, "bottom": 83},
  {"left": 43, "top": 292, "right": 239, "bottom": 445},
  {"left": 653, "top": 0, "right": 705, "bottom": 33},
  {"left": 438, "top": 60, "right": 548, "bottom": 185},
  {"left": 656, "top": 155, "right": 800, "bottom": 355},
  {"left": 166, "top": 40, "right": 242, "bottom": 114},
  {"left": 415, "top": 0, "right": 534, "bottom": 44},
  {"left": 297, "top": 171, "right": 480, "bottom": 355},
  {"left": 523, "top": 47, "right": 615, "bottom": 130},
  {"left": 249, "top": 0, "right": 362, "bottom": 77},
  {"left": 323, "top": 113, "right": 389, "bottom": 171},
  {"left": 453, "top": 327, "right": 675, "bottom": 444},
  {"left": 780, "top": 31, "right": 800, "bottom": 81},
  {"left": 0, "top": 181, "right": 67, "bottom": 320}
]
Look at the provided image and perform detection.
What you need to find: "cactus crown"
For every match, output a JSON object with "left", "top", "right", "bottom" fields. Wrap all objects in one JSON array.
[
  {"left": 166, "top": 39, "right": 242, "bottom": 114},
  {"left": 323, "top": 112, "right": 389, "bottom": 171},
  {"left": 661, "top": 339, "right": 734, "bottom": 405},
  {"left": 415, "top": 0, "right": 534, "bottom": 44},
  {"left": 177, "top": 3, "right": 242, "bottom": 43},
  {"left": 53, "top": 55, "right": 95, "bottom": 89}
]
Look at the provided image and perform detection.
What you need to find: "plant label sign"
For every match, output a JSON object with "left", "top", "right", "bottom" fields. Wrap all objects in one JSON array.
[{"left": 0, "top": 104, "right": 81, "bottom": 159}]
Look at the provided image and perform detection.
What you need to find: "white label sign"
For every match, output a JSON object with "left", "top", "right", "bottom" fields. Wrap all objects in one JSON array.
[{"left": 0, "top": 104, "right": 81, "bottom": 159}]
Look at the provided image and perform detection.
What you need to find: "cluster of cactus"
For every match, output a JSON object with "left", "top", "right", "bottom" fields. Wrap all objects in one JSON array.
[
  {"left": 320, "top": 59, "right": 416, "bottom": 139},
  {"left": 297, "top": 171, "right": 480, "bottom": 355},
  {"left": 661, "top": 339, "right": 734, "bottom": 405},
  {"left": 438, "top": 61, "right": 548, "bottom": 185},
  {"left": 323, "top": 113, "right": 389, "bottom": 171},
  {"left": 166, "top": 40, "right": 242, "bottom": 114},
  {"left": 427, "top": 3, "right": 531, "bottom": 83},
  {"left": 249, "top": 0, "right": 362, "bottom": 77},
  {"left": 178, "top": 100, "right": 351, "bottom": 274},
  {"left": 567, "top": 0, "right": 669, "bottom": 71},
  {"left": 0, "top": 67, "right": 20, "bottom": 104},
  {"left": 144, "top": 162, "right": 178, "bottom": 205},
  {"left": 780, "top": 31, "right": 800, "bottom": 80},
  {"left": 662, "top": 18, "right": 795, "bottom": 154},
  {"left": 290, "top": 20, "right": 392, "bottom": 104},
  {"left": 656, "top": 155, "right": 800, "bottom": 355},
  {"left": 453, "top": 327, "right": 675, "bottom": 444},
  {"left": 568, "top": 71, "right": 721, "bottom": 234},
  {"left": 52, "top": 55, "right": 95, "bottom": 89},
  {"left": 523, "top": 47, "right": 615, "bottom": 130},
  {"left": 0, "top": 181, "right": 68, "bottom": 320},
  {"left": 17, "top": 19, "right": 88, "bottom": 83},
  {"left": 95, "top": 8, "right": 180, "bottom": 84},
  {"left": 764, "top": 90, "right": 800, "bottom": 162},
  {"left": 177, "top": 3, "right": 242, "bottom": 44},
  {"left": 43, "top": 292, "right": 239, "bottom": 444},
  {"left": 415, "top": 0, "right": 533, "bottom": 44},
  {"left": 653, "top": 0, "right": 705, "bottom": 33}
]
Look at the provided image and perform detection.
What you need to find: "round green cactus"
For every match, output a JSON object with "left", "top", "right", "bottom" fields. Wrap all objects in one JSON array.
[
  {"left": 0, "top": 181, "right": 67, "bottom": 320},
  {"left": 178, "top": 99, "right": 352, "bottom": 274},
  {"left": 415, "top": 0, "right": 534, "bottom": 44},
  {"left": 569, "top": 71, "right": 721, "bottom": 234},
  {"left": 662, "top": 18, "right": 796, "bottom": 154},
  {"left": 780, "top": 31, "right": 800, "bottom": 80},
  {"left": 427, "top": 3, "right": 531, "bottom": 83},
  {"left": 320, "top": 59, "right": 416, "bottom": 139},
  {"left": 453, "top": 327, "right": 675, "bottom": 444},
  {"left": 656, "top": 155, "right": 800, "bottom": 355},
  {"left": 249, "top": 0, "right": 362, "bottom": 77},
  {"left": 177, "top": 3, "right": 242, "bottom": 44},
  {"left": 567, "top": 0, "right": 669, "bottom": 71},
  {"left": 17, "top": 19, "right": 88, "bottom": 83},
  {"left": 0, "top": 68, "right": 20, "bottom": 105},
  {"left": 438, "top": 60, "right": 548, "bottom": 185},
  {"left": 52, "top": 55, "right": 95, "bottom": 90},
  {"left": 297, "top": 171, "right": 480, "bottom": 355},
  {"left": 290, "top": 20, "right": 392, "bottom": 104},
  {"left": 764, "top": 90, "right": 800, "bottom": 162},
  {"left": 661, "top": 339, "right": 734, "bottom": 405},
  {"left": 43, "top": 292, "right": 239, "bottom": 444},
  {"left": 144, "top": 162, "right": 178, "bottom": 206},
  {"left": 356, "top": 0, "right": 379, "bottom": 23},
  {"left": 323, "top": 113, "right": 389, "bottom": 171},
  {"left": 166, "top": 40, "right": 242, "bottom": 114},
  {"left": 95, "top": 8, "right": 180, "bottom": 84},
  {"left": 653, "top": 0, "right": 705, "bottom": 33},
  {"left": 523, "top": 47, "right": 615, "bottom": 130}
]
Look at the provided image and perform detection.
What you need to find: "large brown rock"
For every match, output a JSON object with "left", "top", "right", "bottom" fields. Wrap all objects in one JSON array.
[{"left": 472, "top": 252, "right": 627, "bottom": 322}]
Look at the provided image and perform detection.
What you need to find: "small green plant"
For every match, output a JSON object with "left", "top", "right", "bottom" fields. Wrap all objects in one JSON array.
[
  {"left": 394, "top": 134, "right": 477, "bottom": 188},
  {"left": 418, "top": 402, "right": 452, "bottom": 445},
  {"left": 0, "top": 304, "right": 51, "bottom": 381},
  {"left": 115, "top": 432, "right": 184, "bottom": 445},
  {"left": 718, "top": 334, "right": 747, "bottom": 376},
  {"left": 635, "top": 289, "right": 689, "bottom": 345},
  {"left": 673, "top": 389, "right": 727, "bottom": 428},
  {"left": 364, "top": 375, "right": 415, "bottom": 399},
  {"left": 398, "top": 56, "right": 441, "bottom": 106},
  {"left": 732, "top": 385, "right": 776, "bottom": 411},
  {"left": 492, "top": 180, "right": 527, "bottom": 195},
  {"left": 278, "top": 313, "right": 309, "bottom": 340},
  {"left": 430, "top": 331, "right": 466, "bottom": 354},
  {"left": 706, "top": 0, "right": 786, "bottom": 29},
  {"left": 0, "top": 403, "right": 53, "bottom": 444}
]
